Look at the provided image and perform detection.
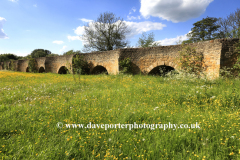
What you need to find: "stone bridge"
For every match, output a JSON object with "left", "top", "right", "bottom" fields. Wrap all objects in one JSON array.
[{"left": 0, "top": 38, "right": 239, "bottom": 79}]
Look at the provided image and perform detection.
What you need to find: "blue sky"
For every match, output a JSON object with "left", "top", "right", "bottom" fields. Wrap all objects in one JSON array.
[{"left": 0, "top": 0, "right": 239, "bottom": 56}]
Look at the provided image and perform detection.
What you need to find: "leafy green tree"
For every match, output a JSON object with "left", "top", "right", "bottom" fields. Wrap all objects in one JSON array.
[
  {"left": 136, "top": 32, "right": 161, "bottom": 48},
  {"left": 63, "top": 50, "right": 81, "bottom": 55},
  {"left": 24, "top": 54, "right": 32, "bottom": 59},
  {"left": 217, "top": 8, "right": 240, "bottom": 38},
  {"left": 82, "top": 12, "right": 131, "bottom": 52},
  {"left": 0, "top": 54, "right": 10, "bottom": 62},
  {"left": 46, "top": 53, "right": 59, "bottom": 57},
  {"left": 0, "top": 53, "right": 19, "bottom": 62},
  {"left": 30, "top": 49, "right": 52, "bottom": 58},
  {"left": 183, "top": 17, "right": 221, "bottom": 43}
]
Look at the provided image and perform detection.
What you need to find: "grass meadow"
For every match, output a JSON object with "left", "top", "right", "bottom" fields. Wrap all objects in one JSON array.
[{"left": 0, "top": 70, "right": 240, "bottom": 159}]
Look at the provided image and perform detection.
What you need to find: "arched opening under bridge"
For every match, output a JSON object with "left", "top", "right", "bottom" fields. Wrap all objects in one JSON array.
[
  {"left": 148, "top": 65, "right": 175, "bottom": 76},
  {"left": 91, "top": 65, "right": 108, "bottom": 75},
  {"left": 58, "top": 66, "right": 68, "bottom": 74},
  {"left": 39, "top": 67, "right": 45, "bottom": 73}
]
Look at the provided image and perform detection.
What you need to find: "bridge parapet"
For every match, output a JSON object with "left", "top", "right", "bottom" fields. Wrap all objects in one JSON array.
[{"left": 0, "top": 38, "right": 239, "bottom": 79}]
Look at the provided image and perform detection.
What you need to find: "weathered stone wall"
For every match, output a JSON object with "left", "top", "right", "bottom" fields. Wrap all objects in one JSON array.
[
  {"left": 44, "top": 55, "right": 74, "bottom": 73},
  {"left": 188, "top": 39, "right": 223, "bottom": 78},
  {"left": 3, "top": 61, "right": 10, "bottom": 70},
  {"left": 219, "top": 38, "right": 239, "bottom": 69},
  {"left": 118, "top": 39, "right": 224, "bottom": 78},
  {"left": 118, "top": 46, "right": 181, "bottom": 74},
  {"left": 0, "top": 62, "right": 3, "bottom": 70},
  {"left": 0, "top": 38, "right": 239, "bottom": 79},
  {"left": 83, "top": 50, "right": 120, "bottom": 74},
  {"left": 17, "top": 59, "right": 29, "bottom": 72},
  {"left": 36, "top": 57, "right": 46, "bottom": 72}
]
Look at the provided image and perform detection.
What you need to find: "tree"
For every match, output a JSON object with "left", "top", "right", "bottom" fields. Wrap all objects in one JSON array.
[
  {"left": 217, "top": 8, "right": 240, "bottom": 38},
  {"left": 183, "top": 17, "right": 221, "bottom": 43},
  {"left": 136, "top": 32, "right": 161, "bottom": 48},
  {"left": 30, "top": 49, "right": 51, "bottom": 58},
  {"left": 46, "top": 53, "right": 59, "bottom": 57},
  {"left": 82, "top": 12, "right": 131, "bottom": 52},
  {"left": 63, "top": 50, "right": 81, "bottom": 55},
  {"left": 0, "top": 53, "right": 19, "bottom": 62},
  {"left": 24, "top": 54, "right": 32, "bottom": 59}
]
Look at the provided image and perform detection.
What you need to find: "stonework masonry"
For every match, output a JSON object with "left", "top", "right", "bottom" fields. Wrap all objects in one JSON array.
[{"left": 0, "top": 38, "right": 239, "bottom": 79}]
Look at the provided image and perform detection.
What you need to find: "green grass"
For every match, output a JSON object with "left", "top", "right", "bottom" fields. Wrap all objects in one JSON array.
[{"left": 0, "top": 70, "right": 240, "bottom": 159}]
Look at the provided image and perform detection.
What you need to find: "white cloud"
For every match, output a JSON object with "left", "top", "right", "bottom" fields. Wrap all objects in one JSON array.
[
  {"left": 155, "top": 33, "right": 189, "bottom": 46},
  {"left": 79, "top": 18, "right": 93, "bottom": 23},
  {"left": 74, "top": 26, "right": 85, "bottom": 35},
  {"left": 60, "top": 45, "right": 67, "bottom": 53},
  {"left": 125, "top": 21, "right": 166, "bottom": 38},
  {"left": 67, "top": 35, "right": 81, "bottom": 41},
  {"left": 127, "top": 16, "right": 141, "bottom": 20},
  {"left": 132, "top": 8, "right": 136, "bottom": 13},
  {"left": 8, "top": 0, "right": 18, "bottom": 2},
  {"left": 140, "top": 0, "right": 214, "bottom": 23},
  {"left": 16, "top": 51, "right": 29, "bottom": 57},
  {"left": 129, "top": 7, "right": 137, "bottom": 14},
  {"left": 0, "top": 17, "right": 8, "bottom": 39},
  {"left": 53, "top": 40, "right": 64, "bottom": 44},
  {"left": 128, "top": 7, "right": 141, "bottom": 20},
  {"left": 33, "top": 4, "right": 37, "bottom": 7},
  {"left": 68, "top": 20, "right": 166, "bottom": 45}
]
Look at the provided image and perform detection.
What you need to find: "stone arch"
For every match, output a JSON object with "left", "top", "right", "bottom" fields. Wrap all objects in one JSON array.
[
  {"left": 39, "top": 66, "right": 45, "bottom": 73},
  {"left": 58, "top": 66, "right": 69, "bottom": 74},
  {"left": 146, "top": 61, "right": 178, "bottom": 74},
  {"left": 148, "top": 65, "right": 175, "bottom": 76},
  {"left": 26, "top": 67, "right": 29, "bottom": 72},
  {"left": 91, "top": 65, "right": 108, "bottom": 75}
]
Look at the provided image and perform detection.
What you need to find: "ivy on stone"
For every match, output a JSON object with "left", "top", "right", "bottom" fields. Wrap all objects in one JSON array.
[
  {"left": 28, "top": 58, "right": 38, "bottom": 73},
  {"left": 9, "top": 60, "right": 15, "bottom": 71},
  {"left": 179, "top": 45, "right": 204, "bottom": 75}
]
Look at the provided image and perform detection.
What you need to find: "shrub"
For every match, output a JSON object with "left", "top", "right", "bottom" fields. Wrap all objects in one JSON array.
[
  {"left": 72, "top": 54, "right": 90, "bottom": 75},
  {"left": 9, "top": 60, "right": 15, "bottom": 71},
  {"left": 232, "top": 41, "right": 240, "bottom": 77},
  {"left": 119, "top": 58, "right": 132, "bottom": 74},
  {"left": 28, "top": 58, "right": 38, "bottom": 73},
  {"left": 71, "top": 54, "right": 90, "bottom": 84}
]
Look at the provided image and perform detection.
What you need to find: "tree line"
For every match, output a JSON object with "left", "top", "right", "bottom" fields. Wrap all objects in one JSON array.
[
  {"left": 183, "top": 8, "right": 240, "bottom": 44},
  {"left": 0, "top": 49, "right": 81, "bottom": 62},
  {"left": 1, "top": 8, "right": 240, "bottom": 62}
]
